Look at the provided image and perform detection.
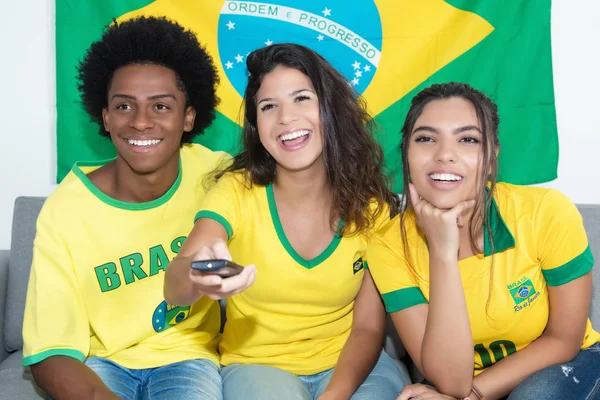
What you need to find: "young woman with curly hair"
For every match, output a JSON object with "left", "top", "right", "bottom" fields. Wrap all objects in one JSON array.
[{"left": 165, "top": 43, "right": 408, "bottom": 400}]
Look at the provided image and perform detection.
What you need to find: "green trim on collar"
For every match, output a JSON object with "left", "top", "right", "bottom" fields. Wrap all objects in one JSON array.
[
  {"left": 266, "top": 184, "right": 342, "bottom": 269},
  {"left": 72, "top": 157, "right": 182, "bottom": 211},
  {"left": 484, "top": 196, "right": 516, "bottom": 256}
]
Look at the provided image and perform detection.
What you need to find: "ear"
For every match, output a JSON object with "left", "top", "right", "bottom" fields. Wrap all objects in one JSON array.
[
  {"left": 487, "top": 145, "right": 500, "bottom": 175},
  {"left": 102, "top": 107, "right": 109, "bottom": 132},
  {"left": 183, "top": 106, "right": 196, "bottom": 132}
]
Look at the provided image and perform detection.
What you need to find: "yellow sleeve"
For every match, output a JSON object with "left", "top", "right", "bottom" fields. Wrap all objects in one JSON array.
[
  {"left": 194, "top": 172, "right": 246, "bottom": 241},
  {"left": 365, "top": 221, "right": 427, "bottom": 313},
  {"left": 22, "top": 202, "right": 90, "bottom": 366},
  {"left": 535, "top": 189, "right": 594, "bottom": 286}
]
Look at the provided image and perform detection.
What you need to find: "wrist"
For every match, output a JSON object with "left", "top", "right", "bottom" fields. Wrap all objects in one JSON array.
[
  {"left": 428, "top": 249, "right": 458, "bottom": 265},
  {"left": 461, "top": 384, "right": 485, "bottom": 400}
]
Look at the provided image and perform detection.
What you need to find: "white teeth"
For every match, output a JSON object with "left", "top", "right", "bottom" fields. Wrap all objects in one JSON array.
[
  {"left": 280, "top": 130, "right": 310, "bottom": 142},
  {"left": 429, "top": 173, "right": 462, "bottom": 181},
  {"left": 127, "top": 139, "right": 162, "bottom": 146}
]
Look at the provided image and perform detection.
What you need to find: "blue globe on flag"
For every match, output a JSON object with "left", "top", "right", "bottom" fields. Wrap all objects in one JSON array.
[{"left": 217, "top": 0, "right": 382, "bottom": 96}]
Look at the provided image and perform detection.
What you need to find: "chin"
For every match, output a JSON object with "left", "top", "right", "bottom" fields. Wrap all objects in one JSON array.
[{"left": 418, "top": 193, "right": 462, "bottom": 210}]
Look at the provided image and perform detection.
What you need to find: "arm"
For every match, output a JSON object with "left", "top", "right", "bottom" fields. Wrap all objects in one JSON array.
[
  {"left": 164, "top": 218, "right": 256, "bottom": 306},
  {"left": 319, "top": 270, "right": 386, "bottom": 399},
  {"left": 31, "top": 357, "right": 120, "bottom": 400},
  {"left": 393, "top": 185, "right": 474, "bottom": 397},
  {"left": 471, "top": 272, "right": 592, "bottom": 399}
]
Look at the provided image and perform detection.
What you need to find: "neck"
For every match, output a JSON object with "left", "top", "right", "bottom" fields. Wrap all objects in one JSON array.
[
  {"left": 273, "top": 161, "right": 331, "bottom": 209},
  {"left": 112, "top": 152, "right": 180, "bottom": 203},
  {"left": 458, "top": 208, "right": 485, "bottom": 258}
]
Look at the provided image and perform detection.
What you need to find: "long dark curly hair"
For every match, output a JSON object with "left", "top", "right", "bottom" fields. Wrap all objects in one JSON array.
[{"left": 214, "top": 43, "right": 399, "bottom": 235}]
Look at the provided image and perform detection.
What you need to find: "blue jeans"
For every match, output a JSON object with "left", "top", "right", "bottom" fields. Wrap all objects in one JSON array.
[
  {"left": 221, "top": 351, "right": 409, "bottom": 400},
  {"left": 508, "top": 342, "right": 600, "bottom": 400},
  {"left": 83, "top": 357, "right": 222, "bottom": 400}
]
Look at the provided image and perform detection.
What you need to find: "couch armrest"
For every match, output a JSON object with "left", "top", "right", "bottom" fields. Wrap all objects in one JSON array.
[{"left": 0, "top": 249, "right": 9, "bottom": 363}]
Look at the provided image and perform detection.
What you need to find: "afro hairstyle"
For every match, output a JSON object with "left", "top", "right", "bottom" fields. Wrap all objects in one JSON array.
[{"left": 76, "top": 16, "right": 220, "bottom": 143}]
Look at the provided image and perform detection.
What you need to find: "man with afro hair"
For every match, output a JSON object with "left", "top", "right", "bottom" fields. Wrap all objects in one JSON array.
[{"left": 21, "top": 16, "right": 230, "bottom": 400}]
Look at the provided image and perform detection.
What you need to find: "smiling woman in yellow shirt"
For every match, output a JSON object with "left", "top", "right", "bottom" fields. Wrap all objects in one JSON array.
[
  {"left": 165, "top": 44, "right": 409, "bottom": 400},
  {"left": 366, "top": 82, "right": 599, "bottom": 400}
]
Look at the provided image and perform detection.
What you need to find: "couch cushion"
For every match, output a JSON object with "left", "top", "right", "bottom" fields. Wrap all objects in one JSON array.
[
  {"left": 0, "top": 351, "right": 45, "bottom": 399},
  {"left": 578, "top": 205, "right": 600, "bottom": 328},
  {"left": 4, "top": 197, "right": 45, "bottom": 351}
]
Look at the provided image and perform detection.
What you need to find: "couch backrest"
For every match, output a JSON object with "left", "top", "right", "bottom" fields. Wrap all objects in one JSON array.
[
  {"left": 579, "top": 205, "right": 600, "bottom": 328},
  {"left": 4, "top": 197, "right": 45, "bottom": 351},
  {"left": 3, "top": 197, "right": 600, "bottom": 352}
]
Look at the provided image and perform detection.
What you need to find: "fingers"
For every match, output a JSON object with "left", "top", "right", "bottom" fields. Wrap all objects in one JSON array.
[
  {"left": 191, "top": 264, "right": 257, "bottom": 300},
  {"left": 219, "top": 264, "right": 257, "bottom": 296},
  {"left": 447, "top": 199, "right": 476, "bottom": 222},
  {"left": 396, "top": 384, "right": 424, "bottom": 400},
  {"left": 195, "top": 238, "right": 232, "bottom": 261},
  {"left": 408, "top": 183, "right": 421, "bottom": 209}
]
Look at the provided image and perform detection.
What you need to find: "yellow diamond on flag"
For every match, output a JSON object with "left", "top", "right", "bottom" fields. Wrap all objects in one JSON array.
[{"left": 119, "top": 0, "right": 492, "bottom": 122}]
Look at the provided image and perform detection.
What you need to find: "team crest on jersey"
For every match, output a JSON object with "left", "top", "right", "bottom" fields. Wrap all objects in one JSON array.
[
  {"left": 152, "top": 301, "right": 191, "bottom": 332},
  {"left": 353, "top": 257, "right": 364, "bottom": 274},
  {"left": 507, "top": 276, "right": 539, "bottom": 308}
]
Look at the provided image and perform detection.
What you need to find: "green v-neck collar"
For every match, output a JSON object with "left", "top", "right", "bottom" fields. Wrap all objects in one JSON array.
[{"left": 266, "top": 184, "right": 343, "bottom": 269}]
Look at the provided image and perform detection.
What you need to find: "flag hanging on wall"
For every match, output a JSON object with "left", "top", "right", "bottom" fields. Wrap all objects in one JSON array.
[{"left": 56, "top": 0, "right": 557, "bottom": 191}]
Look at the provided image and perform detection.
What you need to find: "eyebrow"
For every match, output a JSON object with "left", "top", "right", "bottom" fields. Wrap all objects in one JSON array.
[
  {"left": 257, "top": 88, "right": 315, "bottom": 105},
  {"left": 412, "top": 125, "right": 482, "bottom": 134},
  {"left": 110, "top": 93, "right": 177, "bottom": 101}
]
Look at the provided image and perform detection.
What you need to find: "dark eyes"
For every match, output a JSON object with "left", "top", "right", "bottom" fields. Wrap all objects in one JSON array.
[
  {"left": 295, "top": 95, "right": 311, "bottom": 102},
  {"left": 414, "top": 136, "right": 433, "bottom": 143},
  {"left": 413, "top": 136, "right": 480, "bottom": 144},
  {"left": 259, "top": 95, "right": 313, "bottom": 112},
  {"left": 115, "top": 104, "right": 170, "bottom": 111}
]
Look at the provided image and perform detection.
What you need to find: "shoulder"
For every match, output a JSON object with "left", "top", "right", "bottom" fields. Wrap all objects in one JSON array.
[
  {"left": 368, "top": 213, "right": 413, "bottom": 254},
  {"left": 494, "top": 183, "right": 576, "bottom": 217},
  {"left": 40, "top": 169, "right": 95, "bottom": 221},
  {"left": 181, "top": 143, "right": 231, "bottom": 170}
]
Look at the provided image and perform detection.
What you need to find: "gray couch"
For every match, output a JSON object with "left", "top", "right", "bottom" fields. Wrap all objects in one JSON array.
[{"left": 0, "top": 197, "right": 598, "bottom": 399}]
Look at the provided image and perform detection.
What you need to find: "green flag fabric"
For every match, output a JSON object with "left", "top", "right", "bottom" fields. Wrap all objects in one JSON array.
[{"left": 56, "top": 0, "right": 557, "bottom": 191}]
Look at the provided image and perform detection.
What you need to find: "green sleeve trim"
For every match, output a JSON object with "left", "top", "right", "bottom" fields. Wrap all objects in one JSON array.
[
  {"left": 22, "top": 348, "right": 86, "bottom": 367},
  {"left": 542, "top": 245, "right": 594, "bottom": 286},
  {"left": 194, "top": 211, "right": 233, "bottom": 240},
  {"left": 381, "top": 287, "right": 427, "bottom": 313},
  {"left": 363, "top": 260, "right": 369, "bottom": 270}
]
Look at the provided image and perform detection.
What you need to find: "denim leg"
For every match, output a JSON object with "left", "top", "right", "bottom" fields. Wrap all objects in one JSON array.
[
  {"left": 143, "top": 359, "right": 222, "bottom": 400},
  {"left": 508, "top": 342, "right": 600, "bottom": 400},
  {"left": 221, "top": 364, "right": 311, "bottom": 400},
  {"left": 85, "top": 357, "right": 140, "bottom": 400},
  {"left": 313, "top": 351, "right": 409, "bottom": 400}
]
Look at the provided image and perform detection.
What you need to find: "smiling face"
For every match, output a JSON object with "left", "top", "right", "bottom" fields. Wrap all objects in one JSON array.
[
  {"left": 102, "top": 63, "right": 195, "bottom": 175},
  {"left": 407, "top": 97, "right": 484, "bottom": 209},
  {"left": 255, "top": 66, "right": 323, "bottom": 173}
]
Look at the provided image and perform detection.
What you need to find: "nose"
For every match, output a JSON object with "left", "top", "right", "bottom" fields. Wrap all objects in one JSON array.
[
  {"left": 435, "top": 139, "right": 457, "bottom": 163},
  {"left": 277, "top": 103, "right": 298, "bottom": 125},
  {"left": 129, "top": 108, "right": 154, "bottom": 131}
]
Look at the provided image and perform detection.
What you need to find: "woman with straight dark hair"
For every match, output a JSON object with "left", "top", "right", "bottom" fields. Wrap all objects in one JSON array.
[
  {"left": 164, "top": 43, "right": 408, "bottom": 399},
  {"left": 366, "top": 82, "right": 600, "bottom": 400}
]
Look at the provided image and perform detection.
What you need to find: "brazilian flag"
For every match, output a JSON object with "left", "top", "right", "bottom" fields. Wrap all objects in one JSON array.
[{"left": 56, "top": 0, "right": 556, "bottom": 191}]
